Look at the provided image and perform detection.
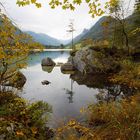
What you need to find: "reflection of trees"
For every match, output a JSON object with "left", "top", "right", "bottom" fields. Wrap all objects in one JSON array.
[
  {"left": 70, "top": 71, "right": 138, "bottom": 103},
  {"left": 60, "top": 44, "right": 64, "bottom": 54},
  {"left": 60, "top": 51, "right": 64, "bottom": 54},
  {"left": 96, "top": 85, "right": 122, "bottom": 103},
  {"left": 66, "top": 90, "right": 74, "bottom": 103},
  {"left": 64, "top": 80, "right": 74, "bottom": 103},
  {"left": 96, "top": 85, "right": 136, "bottom": 103}
]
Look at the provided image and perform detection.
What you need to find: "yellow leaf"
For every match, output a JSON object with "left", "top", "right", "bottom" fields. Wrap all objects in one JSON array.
[
  {"left": 16, "top": 131, "right": 24, "bottom": 136},
  {"left": 31, "top": 127, "right": 38, "bottom": 134},
  {"left": 35, "top": 3, "right": 41, "bottom": 8},
  {"left": 31, "top": 0, "right": 36, "bottom": 3}
]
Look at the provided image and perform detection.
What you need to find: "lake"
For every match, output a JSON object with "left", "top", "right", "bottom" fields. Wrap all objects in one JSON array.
[{"left": 20, "top": 51, "right": 99, "bottom": 127}]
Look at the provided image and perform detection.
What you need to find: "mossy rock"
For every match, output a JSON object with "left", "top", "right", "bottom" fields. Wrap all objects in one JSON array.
[{"left": 8, "top": 72, "right": 26, "bottom": 89}]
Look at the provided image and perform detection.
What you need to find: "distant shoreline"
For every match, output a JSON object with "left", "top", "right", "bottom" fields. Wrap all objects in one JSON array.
[{"left": 34, "top": 49, "right": 72, "bottom": 52}]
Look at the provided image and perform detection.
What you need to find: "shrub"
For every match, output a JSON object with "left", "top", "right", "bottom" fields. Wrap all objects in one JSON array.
[
  {"left": 55, "top": 94, "right": 140, "bottom": 140},
  {"left": 0, "top": 92, "right": 52, "bottom": 140}
]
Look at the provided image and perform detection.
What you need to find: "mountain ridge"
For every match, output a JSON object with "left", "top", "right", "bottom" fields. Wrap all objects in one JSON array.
[
  {"left": 25, "top": 31, "right": 62, "bottom": 46},
  {"left": 72, "top": 16, "right": 115, "bottom": 44}
]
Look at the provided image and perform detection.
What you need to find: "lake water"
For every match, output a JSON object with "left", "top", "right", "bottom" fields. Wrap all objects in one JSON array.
[{"left": 20, "top": 51, "right": 101, "bottom": 127}]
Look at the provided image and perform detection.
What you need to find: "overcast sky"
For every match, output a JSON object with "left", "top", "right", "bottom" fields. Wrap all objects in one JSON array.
[{"left": 1, "top": 0, "right": 135, "bottom": 40}]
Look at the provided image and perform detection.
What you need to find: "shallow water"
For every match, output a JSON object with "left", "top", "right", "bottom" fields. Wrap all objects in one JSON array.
[{"left": 21, "top": 51, "right": 99, "bottom": 127}]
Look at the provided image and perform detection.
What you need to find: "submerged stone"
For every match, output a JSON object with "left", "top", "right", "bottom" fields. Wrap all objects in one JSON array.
[{"left": 41, "top": 80, "right": 51, "bottom": 85}]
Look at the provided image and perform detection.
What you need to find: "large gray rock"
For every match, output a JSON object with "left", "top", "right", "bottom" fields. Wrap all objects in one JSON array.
[
  {"left": 68, "top": 47, "right": 119, "bottom": 74},
  {"left": 41, "top": 57, "right": 56, "bottom": 66},
  {"left": 68, "top": 47, "right": 96, "bottom": 74}
]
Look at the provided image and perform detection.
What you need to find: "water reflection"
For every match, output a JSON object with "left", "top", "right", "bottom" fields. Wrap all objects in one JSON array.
[
  {"left": 64, "top": 80, "right": 74, "bottom": 103},
  {"left": 96, "top": 85, "right": 137, "bottom": 103},
  {"left": 70, "top": 71, "right": 108, "bottom": 88},
  {"left": 21, "top": 51, "right": 138, "bottom": 127},
  {"left": 28, "top": 51, "right": 69, "bottom": 67},
  {"left": 42, "top": 63, "right": 75, "bottom": 103},
  {"left": 60, "top": 51, "right": 64, "bottom": 54},
  {"left": 42, "top": 66, "right": 55, "bottom": 73},
  {"left": 96, "top": 86, "right": 123, "bottom": 103},
  {"left": 42, "top": 64, "right": 136, "bottom": 104},
  {"left": 70, "top": 71, "right": 137, "bottom": 102},
  {"left": 40, "top": 57, "right": 137, "bottom": 104}
]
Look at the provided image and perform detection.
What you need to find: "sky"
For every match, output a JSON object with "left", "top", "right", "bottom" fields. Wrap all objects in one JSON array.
[{"left": 1, "top": 0, "right": 135, "bottom": 40}]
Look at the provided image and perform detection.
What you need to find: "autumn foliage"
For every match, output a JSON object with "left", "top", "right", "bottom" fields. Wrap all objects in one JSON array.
[{"left": 0, "top": 12, "right": 43, "bottom": 92}]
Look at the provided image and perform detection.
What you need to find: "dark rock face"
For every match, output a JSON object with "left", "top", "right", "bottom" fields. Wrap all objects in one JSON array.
[
  {"left": 41, "top": 57, "right": 56, "bottom": 66},
  {"left": 61, "top": 63, "right": 76, "bottom": 72}
]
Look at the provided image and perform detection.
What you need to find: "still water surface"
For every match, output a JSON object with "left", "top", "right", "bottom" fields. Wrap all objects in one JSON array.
[{"left": 21, "top": 51, "right": 98, "bottom": 127}]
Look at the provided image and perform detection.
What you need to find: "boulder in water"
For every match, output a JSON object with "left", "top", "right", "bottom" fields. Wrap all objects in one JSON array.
[{"left": 41, "top": 57, "right": 56, "bottom": 66}]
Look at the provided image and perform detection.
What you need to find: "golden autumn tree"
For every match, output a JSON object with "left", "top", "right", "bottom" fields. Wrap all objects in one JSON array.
[
  {"left": 0, "top": 11, "right": 43, "bottom": 92},
  {"left": 16, "top": 0, "right": 120, "bottom": 17}
]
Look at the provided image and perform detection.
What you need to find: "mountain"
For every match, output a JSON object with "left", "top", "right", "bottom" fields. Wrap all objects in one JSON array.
[
  {"left": 73, "top": 16, "right": 115, "bottom": 44},
  {"left": 73, "top": 14, "right": 139, "bottom": 44},
  {"left": 73, "top": 28, "right": 89, "bottom": 43},
  {"left": 60, "top": 39, "right": 71, "bottom": 45},
  {"left": 24, "top": 17, "right": 114, "bottom": 46},
  {"left": 25, "top": 31, "right": 62, "bottom": 46},
  {"left": 1, "top": 15, "right": 70, "bottom": 46}
]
